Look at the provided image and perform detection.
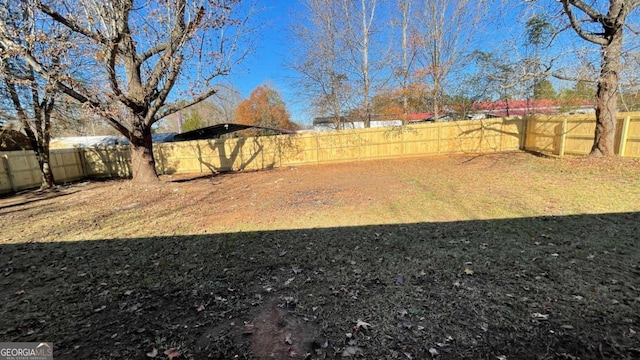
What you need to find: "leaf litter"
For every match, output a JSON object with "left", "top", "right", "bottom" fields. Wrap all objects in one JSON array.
[{"left": 2, "top": 153, "right": 640, "bottom": 359}]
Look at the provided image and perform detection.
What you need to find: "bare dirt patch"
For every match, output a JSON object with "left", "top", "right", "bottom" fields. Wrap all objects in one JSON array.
[{"left": 1, "top": 151, "right": 640, "bottom": 359}]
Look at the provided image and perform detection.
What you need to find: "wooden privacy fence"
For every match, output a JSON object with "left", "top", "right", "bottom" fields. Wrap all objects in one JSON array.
[
  {"left": 1, "top": 149, "right": 85, "bottom": 193},
  {"left": 1, "top": 114, "right": 639, "bottom": 194},
  {"left": 0, "top": 147, "right": 131, "bottom": 193},
  {"left": 524, "top": 112, "right": 640, "bottom": 156},
  {"left": 154, "top": 118, "right": 525, "bottom": 174}
]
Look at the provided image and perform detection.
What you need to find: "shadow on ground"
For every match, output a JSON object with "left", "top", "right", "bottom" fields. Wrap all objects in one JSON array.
[{"left": 1, "top": 212, "right": 639, "bottom": 359}]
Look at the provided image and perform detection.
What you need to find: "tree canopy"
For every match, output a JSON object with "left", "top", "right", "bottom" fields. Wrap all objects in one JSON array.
[{"left": 236, "top": 85, "right": 298, "bottom": 131}]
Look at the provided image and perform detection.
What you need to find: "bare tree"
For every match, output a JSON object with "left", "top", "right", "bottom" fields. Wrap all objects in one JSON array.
[
  {"left": 0, "top": 0, "right": 254, "bottom": 182},
  {"left": 397, "top": 0, "right": 417, "bottom": 124},
  {"left": 338, "top": 0, "right": 387, "bottom": 128},
  {"left": 557, "top": 0, "right": 640, "bottom": 156},
  {"left": 0, "top": 0, "right": 74, "bottom": 189},
  {"left": 208, "top": 84, "right": 243, "bottom": 124},
  {"left": 290, "top": 0, "right": 352, "bottom": 130},
  {"left": 415, "top": 0, "right": 487, "bottom": 121},
  {"left": 619, "top": 51, "right": 640, "bottom": 111}
]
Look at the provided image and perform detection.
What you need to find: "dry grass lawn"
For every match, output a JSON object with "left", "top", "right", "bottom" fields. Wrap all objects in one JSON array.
[{"left": 1, "top": 151, "right": 640, "bottom": 359}]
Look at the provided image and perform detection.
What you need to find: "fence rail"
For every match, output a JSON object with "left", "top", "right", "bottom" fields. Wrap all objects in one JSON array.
[{"left": 1, "top": 114, "right": 639, "bottom": 194}]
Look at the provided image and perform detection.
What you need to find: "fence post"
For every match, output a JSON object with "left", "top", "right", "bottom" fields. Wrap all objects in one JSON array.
[
  {"left": 400, "top": 126, "right": 405, "bottom": 156},
  {"left": 77, "top": 148, "right": 88, "bottom": 178},
  {"left": 521, "top": 117, "right": 528, "bottom": 150},
  {"left": 437, "top": 124, "right": 441, "bottom": 154},
  {"left": 618, "top": 116, "right": 631, "bottom": 157},
  {"left": 315, "top": 133, "right": 320, "bottom": 165},
  {"left": 480, "top": 121, "right": 485, "bottom": 154},
  {"left": 559, "top": 118, "right": 568, "bottom": 156},
  {"left": 2, "top": 154, "right": 17, "bottom": 193}
]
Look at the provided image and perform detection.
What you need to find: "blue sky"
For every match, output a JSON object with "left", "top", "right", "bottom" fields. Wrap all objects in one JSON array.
[
  {"left": 227, "top": 0, "right": 309, "bottom": 124},
  {"left": 226, "top": 0, "right": 531, "bottom": 126},
  {"left": 222, "top": 0, "right": 640, "bottom": 126}
]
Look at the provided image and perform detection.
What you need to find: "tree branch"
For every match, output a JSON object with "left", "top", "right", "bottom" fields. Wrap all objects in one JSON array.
[
  {"left": 3, "top": 70, "right": 29, "bottom": 125},
  {"left": 561, "top": 0, "right": 608, "bottom": 45},
  {"left": 155, "top": 86, "right": 220, "bottom": 122},
  {"left": 147, "top": 55, "right": 183, "bottom": 123},
  {"left": 145, "top": 5, "right": 204, "bottom": 96},
  {"left": 625, "top": 23, "right": 640, "bottom": 35},
  {"left": 136, "top": 44, "right": 169, "bottom": 65},
  {"left": 0, "top": 36, "right": 133, "bottom": 137},
  {"left": 566, "top": 0, "right": 604, "bottom": 22},
  {"left": 104, "top": 40, "right": 138, "bottom": 110},
  {"left": 35, "top": 0, "right": 107, "bottom": 44}
]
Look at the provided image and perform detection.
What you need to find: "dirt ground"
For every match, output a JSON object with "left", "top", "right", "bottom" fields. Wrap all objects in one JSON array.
[{"left": 1, "top": 151, "right": 640, "bottom": 359}]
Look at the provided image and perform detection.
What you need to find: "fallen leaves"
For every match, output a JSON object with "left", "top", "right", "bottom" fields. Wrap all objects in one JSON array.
[
  {"left": 146, "top": 347, "right": 158, "bottom": 358},
  {"left": 355, "top": 319, "right": 372, "bottom": 331},
  {"left": 341, "top": 346, "right": 363, "bottom": 357},
  {"left": 163, "top": 348, "right": 181, "bottom": 360},
  {"left": 531, "top": 312, "right": 549, "bottom": 320},
  {"left": 3, "top": 152, "right": 640, "bottom": 360}
]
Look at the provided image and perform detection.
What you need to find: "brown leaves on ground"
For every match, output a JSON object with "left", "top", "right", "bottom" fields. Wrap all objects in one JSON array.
[{"left": 2, "top": 153, "right": 640, "bottom": 359}]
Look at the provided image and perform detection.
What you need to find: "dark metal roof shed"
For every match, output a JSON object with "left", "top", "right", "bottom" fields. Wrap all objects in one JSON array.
[{"left": 172, "top": 123, "right": 296, "bottom": 142}]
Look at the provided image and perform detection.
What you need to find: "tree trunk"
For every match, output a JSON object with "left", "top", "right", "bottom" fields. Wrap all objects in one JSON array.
[
  {"left": 590, "top": 26, "right": 622, "bottom": 156},
  {"left": 401, "top": 0, "right": 410, "bottom": 126},
  {"left": 36, "top": 147, "right": 55, "bottom": 189},
  {"left": 23, "top": 126, "right": 55, "bottom": 189},
  {"left": 130, "top": 125, "right": 159, "bottom": 183},
  {"left": 433, "top": 90, "right": 440, "bottom": 122},
  {"left": 432, "top": 76, "right": 441, "bottom": 122}
]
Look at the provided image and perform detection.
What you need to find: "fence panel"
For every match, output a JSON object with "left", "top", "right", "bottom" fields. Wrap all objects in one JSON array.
[
  {"left": 563, "top": 119, "right": 596, "bottom": 155},
  {"left": 315, "top": 130, "right": 362, "bottom": 164},
  {"left": 50, "top": 149, "right": 85, "bottom": 182},
  {"left": 623, "top": 118, "right": 640, "bottom": 158},
  {"left": 402, "top": 123, "right": 440, "bottom": 155},
  {"left": 81, "top": 146, "right": 131, "bottom": 178},
  {"left": 279, "top": 134, "right": 318, "bottom": 166},
  {"left": 498, "top": 118, "right": 525, "bottom": 150},
  {"left": 0, "top": 154, "right": 13, "bottom": 193},
  {"left": 438, "top": 121, "right": 480, "bottom": 154},
  {"left": 525, "top": 118, "right": 559, "bottom": 154},
  {"left": 524, "top": 112, "right": 640, "bottom": 157},
  {"left": 2, "top": 151, "right": 41, "bottom": 191}
]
